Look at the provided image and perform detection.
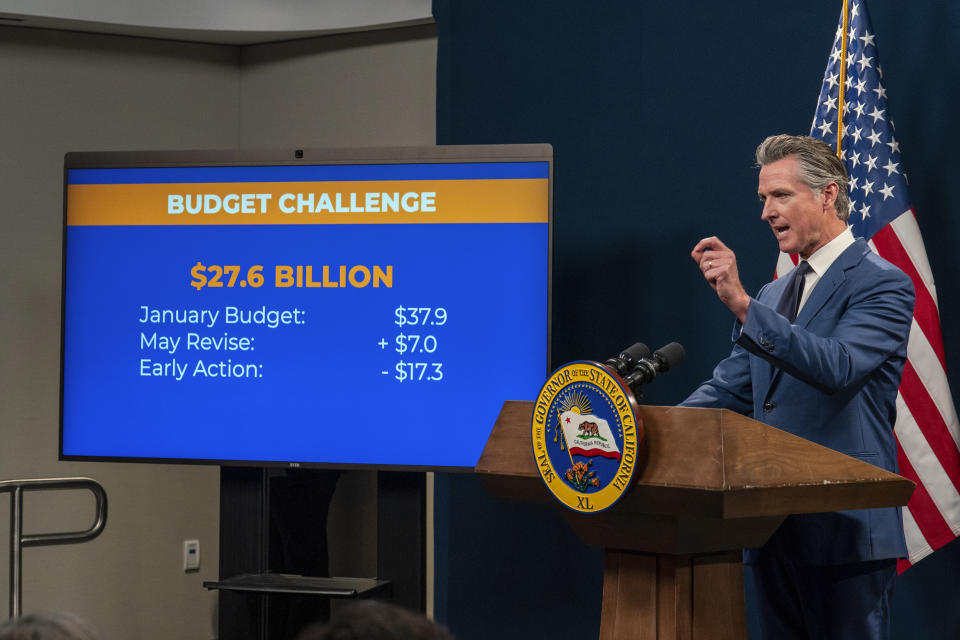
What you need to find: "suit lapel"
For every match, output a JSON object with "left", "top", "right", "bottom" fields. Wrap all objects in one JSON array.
[
  {"left": 794, "top": 265, "right": 845, "bottom": 327},
  {"left": 762, "top": 239, "right": 869, "bottom": 396},
  {"left": 794, "top": 239, "right": 868, "bottom": 327}
]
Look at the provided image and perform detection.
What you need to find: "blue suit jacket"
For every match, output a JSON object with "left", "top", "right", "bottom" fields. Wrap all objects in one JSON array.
[{"left": 682, "top": 238, "right": 915, "bottom": 564}]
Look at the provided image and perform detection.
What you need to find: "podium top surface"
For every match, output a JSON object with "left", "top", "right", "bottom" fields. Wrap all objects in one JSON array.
[{"left": 476, "top": 402, "right": 913, "bottom": 519}]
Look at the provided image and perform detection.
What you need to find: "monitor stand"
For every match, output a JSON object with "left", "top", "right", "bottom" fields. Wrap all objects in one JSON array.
[{"left": 212, "top": 467, "right": 425, "bottom": 640}]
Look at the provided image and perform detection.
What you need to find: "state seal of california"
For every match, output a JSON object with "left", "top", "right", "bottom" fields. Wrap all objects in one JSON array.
[{"left": 531, "top": 361, "right": 644, "bottom": 513}]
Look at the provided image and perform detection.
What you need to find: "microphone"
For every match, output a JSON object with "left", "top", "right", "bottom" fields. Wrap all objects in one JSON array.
[
  {"left": 603, "top": 342, "right": 651, "bottom": 377},
  {"left": 622, "top": 342, "right": 685, "bottom": 392}
]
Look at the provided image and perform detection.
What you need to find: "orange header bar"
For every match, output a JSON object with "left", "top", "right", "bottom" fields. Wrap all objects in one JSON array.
[{"left": 67, "top": 179, "right": 548, "bottom": 226}]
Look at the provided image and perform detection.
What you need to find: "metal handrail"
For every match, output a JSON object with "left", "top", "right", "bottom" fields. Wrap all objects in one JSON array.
[{"left": 0, "top": 477, "right": 108, "bottom": 619}]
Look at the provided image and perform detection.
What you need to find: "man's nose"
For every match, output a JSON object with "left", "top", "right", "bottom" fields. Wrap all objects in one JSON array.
[{"left": 761, "top": 201, "right": 774, "bottom": 221}]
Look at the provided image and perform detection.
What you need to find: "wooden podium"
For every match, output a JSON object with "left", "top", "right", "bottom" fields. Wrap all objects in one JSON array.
[{"left": 475, "top": 402, "right": 914, "bottom": 640}]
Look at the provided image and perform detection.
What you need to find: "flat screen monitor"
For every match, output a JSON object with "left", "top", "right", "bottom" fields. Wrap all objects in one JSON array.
[{"left": 60, "top": 144, "right": 552, "bottom": 470}]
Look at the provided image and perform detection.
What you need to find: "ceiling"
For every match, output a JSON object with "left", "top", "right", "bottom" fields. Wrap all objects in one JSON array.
[{"left": 0, "top": 0, "right": 433, "bottom": 45}]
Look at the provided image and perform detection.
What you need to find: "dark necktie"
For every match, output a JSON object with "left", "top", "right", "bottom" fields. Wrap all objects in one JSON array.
[{"left": 776, "top": 261, "right": 812, "bottom": 322}]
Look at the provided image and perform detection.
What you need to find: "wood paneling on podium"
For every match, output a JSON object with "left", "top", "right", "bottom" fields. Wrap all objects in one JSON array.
[{"left": 476, "top": 402, "right": 913, "bottom": 639}]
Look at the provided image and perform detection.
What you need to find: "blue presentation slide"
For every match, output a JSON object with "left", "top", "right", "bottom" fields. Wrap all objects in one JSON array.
[{"left": 62, "top": 160, "right": 550, "bottom": 468}]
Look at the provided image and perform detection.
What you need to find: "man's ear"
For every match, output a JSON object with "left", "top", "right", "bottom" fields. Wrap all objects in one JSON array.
[{"left": 821, "top": 181, "right": 839, "bottom": 213}]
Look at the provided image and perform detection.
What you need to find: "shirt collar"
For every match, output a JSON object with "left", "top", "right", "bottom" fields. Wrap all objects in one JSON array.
[{"left": 803, "top": 226, "right": 855, "bottom": 277}]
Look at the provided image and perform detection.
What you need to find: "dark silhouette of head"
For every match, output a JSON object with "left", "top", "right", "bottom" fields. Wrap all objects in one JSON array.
[
  {"left": 0, "top": 611, "right": 100, "bottom": 640},
  {"left": 298, "top": 600, "right": 453, "bottom": 640}
]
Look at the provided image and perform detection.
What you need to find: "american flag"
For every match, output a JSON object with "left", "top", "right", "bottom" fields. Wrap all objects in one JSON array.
[{"left": 775, "top": 0, "right": 960, "bottom": 571}]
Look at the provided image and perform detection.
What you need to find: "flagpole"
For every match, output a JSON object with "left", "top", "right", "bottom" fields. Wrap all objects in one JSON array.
[{"left": 836, "top": 0, "right": 850, "bottom": 158}]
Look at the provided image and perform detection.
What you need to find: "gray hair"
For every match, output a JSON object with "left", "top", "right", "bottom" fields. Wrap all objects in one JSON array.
[{"left": 755, "top": 134, "right": 850, "bottom": 221}]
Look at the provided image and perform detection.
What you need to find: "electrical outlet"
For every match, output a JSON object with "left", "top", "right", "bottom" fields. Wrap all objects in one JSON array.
[{"left": 183, "top": 539, "right": 200, "bottom": 571}]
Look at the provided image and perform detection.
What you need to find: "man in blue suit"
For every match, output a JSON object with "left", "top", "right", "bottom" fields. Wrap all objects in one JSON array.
[{"left": 683, "top": 134, "right": 914, "bottom": 639}]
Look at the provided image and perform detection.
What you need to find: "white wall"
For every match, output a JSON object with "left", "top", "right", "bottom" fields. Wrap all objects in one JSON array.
[
  {"left": 239, "top": 24, "right": 437, "bottom": 148},
  {"left": 0, "top": 20, "right": 436, "bottom": 639},
  {"left": 0, "top": 25, "right": 238, "bottom": 640}
]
